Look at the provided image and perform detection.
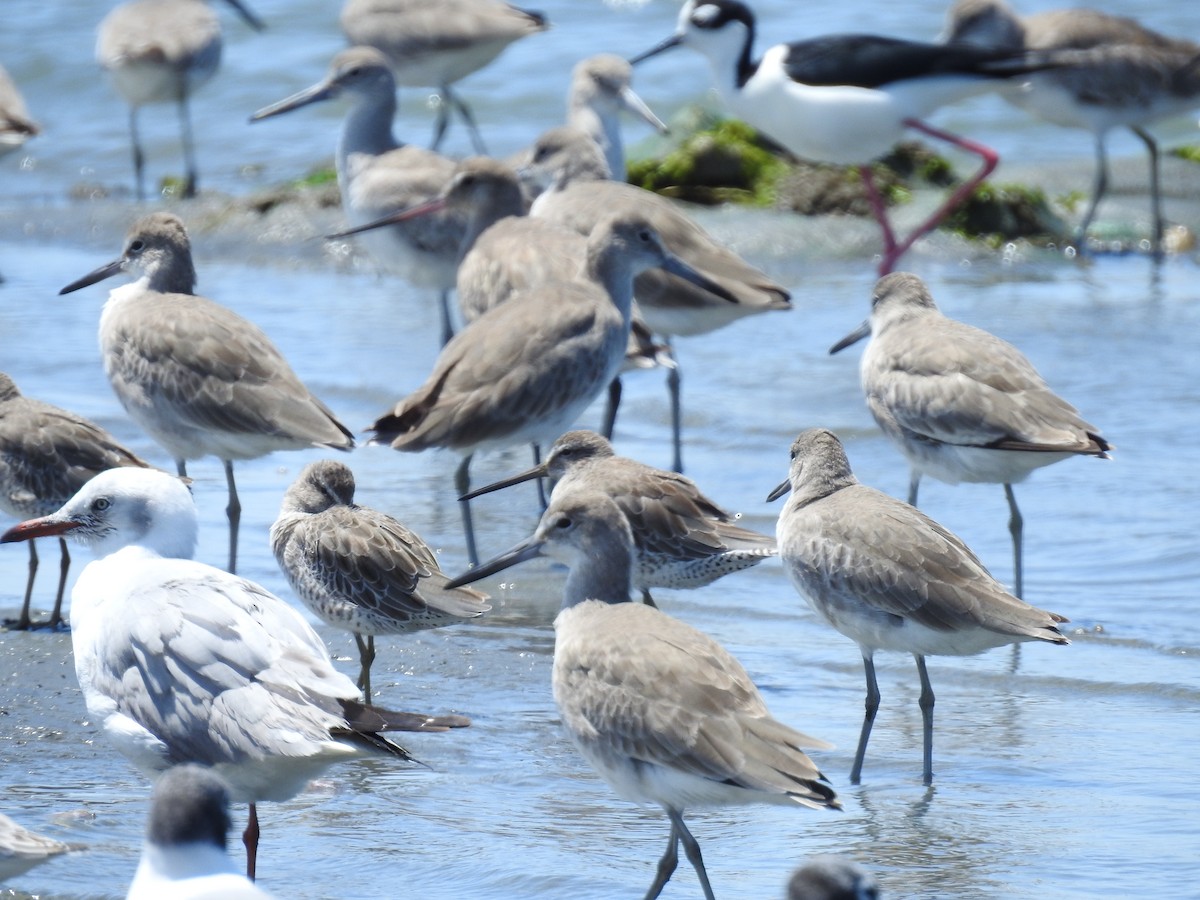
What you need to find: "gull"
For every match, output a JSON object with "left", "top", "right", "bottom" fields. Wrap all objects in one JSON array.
[
  {"left": 445, "top": 489, "right": 840, "bottom": 900},
  {"left": 0, "top": 64, "right": 39, "bottom": 160},
  {"left": 829, "top": 272, "right": 1110, "bottom": 599},
  {"left": 270, "top": 459, "right": 490, "bottom": 697},
  {"left": 461, "top": 429, "right": 777, "bottom": 606},
  {"left": 0, "top": 371, "right": 151, "bottom": 630},
  {"left": 525, "top": 124, "right": 792, "bottom": 472},
  {"left": 769, "top": 427, "right": 1069, "bottom": 784},
  {"left": 0, "top": 812, "right": 76, "bottom": 883},
  {"left": 943, "top": 0, "right": 1200, "bottom": 251},
  {"left": 630, "top": 0, "right": 1062, "bottom": 274},
  {"left": 127, "top": 765, "right": 273, "bottom": 899},
  {"left": 0, "top": 467, "right": 470, "bottom": 880},
  {"left": 250, "top": 46, "right": 463, "bottom": 346},
  {"left": 339, "top": 0, "right": 549, "bottom": 154},
  {"left": 97, "top": 0, "right": 265, "bottom": 199},
  {"left": 362, "top": 211, "right": 735, "bottom": 565},
  {"left": 59, "top": 212, "right": 355, "bottom": 575}
]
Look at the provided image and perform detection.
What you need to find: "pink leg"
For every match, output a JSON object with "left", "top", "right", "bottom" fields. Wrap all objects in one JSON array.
[
  {"left": 859, "top": 165, "right": 898, "bottom": 272},
  {"left": 878, "top": 118, "right": 998, "bottom": 274},
  {"left": 243, "top": 802, "right": 259, "bottom": 881}
]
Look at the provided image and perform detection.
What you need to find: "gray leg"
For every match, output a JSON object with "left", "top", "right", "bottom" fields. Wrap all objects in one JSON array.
[
  {"left": 455, "top": 455, "right": 479, "bottom": 567},
  {"left": 667, "top": 349, "right": 683, "bottom": 474},
  {"left": 178, "top": 94, "right": 198, "bottom": 198},
  {"left": 670, "top": 809, "right": 716, "bottom": 900},
  {"left": 129, "top": 106, "right": 146, "bottom": 201},
  {"left": 243, "top": 802, "right": 259, "bottom": 881},
  {"left": 531, "top": 443, "right": 547, "bottom": 510},
  {"left": 644, "top": 818, "right": 680, "bottom": 900},
  {"left": 915, "top": 654, "right": 935, "bottom": 785},
  {"left": 641, "top": 589, "right": 658, "bottom": 608},
  {"left": 14, "top": 540, "right": 38, "bottom": 629},
  {"left": 438, "top": 289, "right": 455, "bottom": 347},
  {"left": 850, "top": 654, "right": 881, "bottom": 785},
  {"left": 1077, "top": 134, "right": 1109, "bottom": 248},
  {"left": 224, "top": 460, "right": 240, "bottom": 575},
  {"left": 430, "top": 92, "right": 451, "bottom": 152},
  {"left": 907, "top": 471, "right": 921, "bottom": 507},
  {"left": 1132, "top": 126, "right": 1163, "bottom": 252},
  {"left": 355, "top": 633, "right": 375, "bottom": 697},
  {"left": 445, "top": 84, "right": 487, "bottom": 156},
  {"left": 50, "top": 537, "right": 70, "bottom": 629},
  {"left": 1003, "top": 483, "right": 1023, "bottom": 599},
  {"left": 600, "top": 377, "right": 621, "bottom": 440}
]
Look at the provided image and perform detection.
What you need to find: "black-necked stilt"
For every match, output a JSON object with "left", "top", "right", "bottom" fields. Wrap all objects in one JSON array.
[
  {"left": 631, "top": 0, "right": 1056, "bottom": 274},
  {"left": 829, "top": 272, "right": 1111, "bottom": 601}
]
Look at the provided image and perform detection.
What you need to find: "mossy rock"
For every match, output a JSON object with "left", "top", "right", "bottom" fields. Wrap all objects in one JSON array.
[
  {"left": 244, "top": 166, "right": 341, "bottom": 215},
  {"left": 1172, "top": 145, "right": 1200, "bottom": 164},
  {"left": 944, "top": 182, "right": 1068, "bottom": 242}
]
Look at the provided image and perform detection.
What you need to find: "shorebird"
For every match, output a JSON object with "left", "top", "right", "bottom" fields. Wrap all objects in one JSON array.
[
  {"left": 787, "top": 855, "right": 879, "bottom": 900},
  {"left": 339, "top": 0, "right": 549, "bottom": 154},
  {"left": 943, "top": 0, "right": 1200, "bottom": 251},
  {"left": 96, "top": 0, "right": 265, "bottom": 199},
  {"left": 127, "top": 765, "right": 273, "bottom": 899},
  {"left": 270, "top": 459, "right": 490, "bottom": 697},
  {"left": 630, "top": 0, "right": 1062, "bottom": 274},
  {"left": 364, "top": 211, "right": 733, "bottom": 565},
  {"left": 0, "top": 64, "right": 39, "bottom": 160},
  {"left": 58, "top": 212, "right": 354, "bottom": 575},
  {"left": 250, "top": 46, "right": 463, "bottom": 346},
  {"left": 0, "top": 467, "right": 469, "bottom": 880},
  {"left": 0, "top": 372, "right": 151, "bottom": 630},
  {"left": 565, "top": 54, "right": 668, "bottom": 183},
  {"left": 769, "top": 427, "right": 1070, "bottom": 784},
  {"left": 461, "top": 429, "right": 777, "bottom": 606},
  {"left": 525, "top": 125, "right": 792, "bottom": 472},
  {"left": 0, "top": 813, "right": 76, "bottom": 883},
  {"left": 829, "top": 272, "right": 1110, "bottom": 599},
  {"left": 445, "top": 489, "right": 840, "bottom": 900}
]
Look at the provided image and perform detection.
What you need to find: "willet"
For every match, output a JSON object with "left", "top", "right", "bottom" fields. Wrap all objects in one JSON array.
[
  {"left": 250, "top": 46, "right": 463, "bottom": 346},
  {"left": 364, "top": 211, "right": 734, "bottom": 565},
  {"left": 127, "top": 765, "right": 273, "bottom": 899},
  {"left": 0, "top": 64, "right": 39, "bottom": 160},
  {"left": 461, "top": 429, "right": 777, "bottom": 606},
  {"left": 630, "top": 0, "right": 1062, "bottom": 274},
  {"left": 270, "top": 459, "right": 490, "bottom": 697},
  {"left": 943, "top": 0, "right": 1200, "bottom": 252},
  {"left": 829, "top": 272, "right": 1110, "bottom": 599},
  {"left": 769, "top": 427, "right": 1070, "bottom": 784},
  {"left": 0, "top": 813, "right": 76, "bottom": 883},
  {"left": 787, "top": 855, "right": 879, "bottom": 900},
  {"left": 96, "top": 0, "right": 265, "bottom": 199},
  {"left": 339, "top": 0, "right": 548, "bottom": 154},
  {"left": 58, "top": 212, "right": 354, "bottom": 575},
  {"left": 565, "top": 54, "right": 668, "bottom": 184},
  {"left": 445, "top": 489, "right": 840, "bottom": 900},
  {"left": 0, "top": 372, "right": 151, "bottom": 630},
  {"left": 0, "top": 467, "right": 469, "bottom": 880},
  {"left": 525, "top": 124, "right": 792, "bottom": 472}
]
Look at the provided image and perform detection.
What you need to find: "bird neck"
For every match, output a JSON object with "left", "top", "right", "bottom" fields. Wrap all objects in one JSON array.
[
  {"left": 585, "top": 242, "right": 638, "bottom": 323},
  {"left": 561, "top": 540, "right": 635, "bottom": 608},
  {"left": 461, "top": 186, "right": 528, "bottom": 259},
  {"left": 337, "top": 91, "right": 399, "bottom": 172},
  {"left": 568, "top": 105, "right": 625, "bottom": 181}
]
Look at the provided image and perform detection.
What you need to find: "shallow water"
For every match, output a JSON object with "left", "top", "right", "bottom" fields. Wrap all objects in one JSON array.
[{"left": 2, "top": 1, "right": 1200, "bottom": 898}]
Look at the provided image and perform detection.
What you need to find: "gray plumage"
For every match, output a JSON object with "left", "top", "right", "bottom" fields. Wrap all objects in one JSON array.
[
  {"left": 0, "top": 371, "right": 150, "bottom": 629},
  {"left": 0, "top": 64, "right": 39, "bottom": 159},
  {"left": 0, "top": 813, "right": 75, "bottom": 883},
  {"left": 446, "top": 489, "right": 839, "bottom": 900},
  {"left": 771, "top": 427, "right": 1069, "bottom": 785},
  {"left": 462, "top": 429, "right": 776, "bottom": 604},
  {"left": 270, "top": 459, "right": 490, "bottom": 695},
  {"left": 830, "top": 272, "right": 1109, "bottom": 598},
  {"left": 788, "top": 855, "right": 879, "bottom": 900},
  {"left": 59, "top": 212, "right": 354, "bottom": 574}
]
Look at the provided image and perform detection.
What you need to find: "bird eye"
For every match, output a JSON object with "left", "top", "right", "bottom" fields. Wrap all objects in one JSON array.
[
  {"left": 638, "top": 228, "right": 653, "bottom": 243},
  {"left": 92, "top": 497, "right": 111, "bottom": 512},
  {"left": 128, "top": 239, "right": 144, "bottom": 253},
  {"left": 554, "top": 515, "right": 572, "bottom": 530}
]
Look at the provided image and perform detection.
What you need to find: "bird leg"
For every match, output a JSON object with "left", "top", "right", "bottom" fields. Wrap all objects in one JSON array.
[
  {"left": 1004, "top": 483, "right": 1023, "bottom": 599},
  {"left": 851, "top": 654, "right": 881, "bottom": 785},
  {"left": 531, "top": 444, "right": 547, "bottom": 510},
  {"left": 13, "top": 539, "right": 38, "bottom": 630},
  {"left": 437, "top": 289, "right": 456, "bottom": 348},
  {"left": 907, "top": 471, "right": 921, "bottom": 507},
  {"left": 671, "top": 809, "right": 716, "bottom": 900},
  {"left": 641, "top": 589, "right": 658, "bottom": 609},
  {"left": 880, "top": 119, "right": 999, "bottom": 275},
  {"left": 243, "top": 802, "right": 260, "bottom": 881},
  {"left": 445, "top": 84, "right": 488, "bottom": 156},
  {"left": 667, "top": 347, "right": 683, "bottom": 474},
  {"left": 600, "top": 376, "right": 622, "bottom": 441},
  {"left": 915, "top": 654, "right": 935, "bottom": 785},
  {"left": 455, "top": 455, "right": 479, "bottom": 567},
  {"left": 178, "top": 94, "right": 198, "bottom": 198},
  {"left": 1132, "top": 126, "right": 1164, "bottom": 254},
  {"left": 859, "top": 164, "right": 899, "bottom": 264},
  {"left": 356, "top": 633, "right": 376, "bottom": 698},
  {"left": 129, "top": 107, "right": 146, "bottom": 202},
  {"left": 645, "top": 817, "right": 681, "bottom": 900},
  {"left": 224, "top": 460, "right": 240, "bottom": 574},
  {"left": 50, "top": 536, "right": 70, "bottom": 629},
  {"left": 1077, "top": 134, "right": 1109, "bottom": 251}
]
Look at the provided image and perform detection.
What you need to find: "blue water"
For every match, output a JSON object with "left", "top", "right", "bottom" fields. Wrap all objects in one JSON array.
[{"left": 1, "top": 1, "right": 1199, "bottom": 897}]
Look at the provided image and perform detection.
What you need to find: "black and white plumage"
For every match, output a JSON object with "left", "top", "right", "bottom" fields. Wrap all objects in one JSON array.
[
  {"left": 270, "top": 459, "right": 490, "bottom": 697},
  {"left": 770, "top": 428, "right": 1069, "bottom": 784},
  {"left": 0, "top": 467, "right": 469, "bottom": 880},
  {"left": 446, "top": 489, "right": 839, "bottom": 900},
  {"left": 829, "top": 272, "right": 1110, "bottom": 599}
]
